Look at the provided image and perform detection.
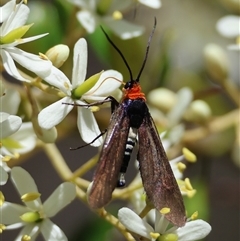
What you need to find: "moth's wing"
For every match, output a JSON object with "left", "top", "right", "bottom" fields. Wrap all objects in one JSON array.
[
  {"left": 137, "top": 113, "right": 186, "bottom": 227},
  {"left": 88, "top": 105, "right": 130, "bottom": 209}
]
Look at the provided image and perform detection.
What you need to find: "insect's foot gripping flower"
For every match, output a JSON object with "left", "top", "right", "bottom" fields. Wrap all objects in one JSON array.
[
  {"left": 38, "top": 38, "right": 122, "bottom": 147},
  {"left": 0, "top": 0, "right": 52, "bottom": 81}
]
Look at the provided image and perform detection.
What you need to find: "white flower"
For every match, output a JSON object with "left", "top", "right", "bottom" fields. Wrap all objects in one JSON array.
[
  {"left": 1, "top": 167, "right": 76, "bottom": 241},
  {"left": 138, "top": 0, "right": 161, "bottom": 9},
  {"left": 0, "top": 0, "right": 52, "bottom": 81},
  {"left": 0, "top": 112, "right": 22, "bottom": 185},
  {"left": 0, "top": 87, "right": 23, "bottom": 184},
  {"left": 38, "top": 38, "right": 122, "bottom": 147},
  {"left": 0, "top": 109, "right": 23, "bottom": 178},
  {"left": 216, "top": 15, "right": 240, "bottom": 51},
  {"left": 0, "top": 112, "right": 22, "bottom": 139},
  {"left": 118, "top": 208, "right": 211, "bottom": 241},
  {"left": 68, "top": 0, "right": 144, "bottom": 39},
  {"left": 0, "top": 86, "right": 37, "bottom": 157},
  {"left": 1, "top": 122, "right": 37, "bottom": 157}
]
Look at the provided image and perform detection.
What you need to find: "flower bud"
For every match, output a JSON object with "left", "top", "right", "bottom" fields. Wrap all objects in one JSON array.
[
  {"left": 204, "top": 44, "right": 229, "bottom": 83},
  {"left": 33, "top": 123, "right": 57, "bottom": 143},
  {"left": 184, "top": 100, "right": 212, "bottom": 122},
  {"left": 148, "top": 88, "right": 177, "bottom": 112},
  {"left": 45, "top": 44, "right": 69, "bottom": 68},
  {"left": 32, "top": 109, "right": 57, "bottom": 143}
]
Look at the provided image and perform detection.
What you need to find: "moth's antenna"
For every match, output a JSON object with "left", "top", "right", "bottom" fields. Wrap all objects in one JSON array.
[
  {"left": 101, "top": 26, "right": 134, "bottom": 82},
  {"left": 136, "top": 17, "right": 157, "bottom": 82}
]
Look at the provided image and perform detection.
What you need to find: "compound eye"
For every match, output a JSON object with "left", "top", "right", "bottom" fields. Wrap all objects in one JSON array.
[{"left": 124, "top": 81, "right": 133, "bottom": 89}]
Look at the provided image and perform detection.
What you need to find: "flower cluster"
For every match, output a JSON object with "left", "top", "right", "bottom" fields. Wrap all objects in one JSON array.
[
  {"left": 67, "top": 0, "right": 161, "bottom": 39},
  {"left": 2, "top": 0, "right": 233, "bottom": 241},
  {"left": 0, "top": 0, "right": 52, "bottom": 81},
  {"left": 1, "top": 167, "right": 76, "bottom": 241}
]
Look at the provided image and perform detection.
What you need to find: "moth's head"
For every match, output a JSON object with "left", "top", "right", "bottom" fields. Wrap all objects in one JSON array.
[{"left": 124, "top": 80, "right": 137, "bottom": 90}]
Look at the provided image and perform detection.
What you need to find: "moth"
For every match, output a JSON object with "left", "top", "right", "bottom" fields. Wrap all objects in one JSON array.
[{"left": 88, "top": 18, "right": 186, "bottom": 227}]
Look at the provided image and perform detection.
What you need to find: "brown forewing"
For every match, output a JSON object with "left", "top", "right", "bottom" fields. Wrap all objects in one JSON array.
[
  {"left": 88, "top": 105, "right": 130, "bottom": 209},
  {"left": 137, "top": 113, "right": 186, "bottom": 227}
]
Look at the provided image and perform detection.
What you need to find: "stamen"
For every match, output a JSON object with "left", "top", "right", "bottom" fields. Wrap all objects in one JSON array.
[
  {"left": 184, "top": 178, "right": 193, "bottom": 190},
  {"left": 14, "top": 153, "right": 20, "bottom": 159},
  {"left": 150, "top": 232, "right": 160, "bottom": 239},
  {"left": 22, "top": 234, "right": 31, "bottom": 241},
  {"left": 64, "top": 81, "right": 70, "bottom": 90},
  {"left": 182, "top": 147, "right": 197, "bottom": 162},
  {"left": 21, "top": 192, "right": 41, "bottom": 202},
  {"left": 39, "top": 52, "right": 49, "bottom": 60},
  {"left": 0, "top": 224, "right": 6, "bottom": 233},
  {"left": 2, "top": 155, "right": 11, "bottom": 162},
  {"left": 160, "top": 207, "right": 170, "bottom": 215},
  {"left": 112, "top": 11, "right": 123, "bottom": 20},
  {"left": 177, "top": 162, "right": 186, "bottom": 172},
  {"left": 191, "top": 211, "right": 198, "bottom": 220},
  {"left": 0, "top": 191, "right": 5, "bottom": 206},
  {"left": 90, "top": 106, "right": 100, "bottom": 112},
  {"left": 236, "top": 36, "right": 240, "bottom": 45}
]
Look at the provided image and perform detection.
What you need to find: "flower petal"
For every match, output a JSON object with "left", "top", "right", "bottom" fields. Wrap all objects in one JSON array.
[
  {"left": 0, "top": 88, "right": 21, "bottom": 114},
  {"left": 118, "top": 207, "right": 154, "bottom": 239},
  {"left": 176, "top": 219, "right": 212, "bottom": 241},
  {"left": 228, "top": 44, "right": 240, "bottom": 51},
  {"left": 43, "top": 182, "right": 76, "bottom": 218},
  {"left": 1, "top": 201, "right": 28, "bottom": 224},
  {"left": 7, "top": 47, "right": 52, "bottom": 78},
  {"left": 14, "top": 224, "right": 40, "bottom": 241},
  {"left": 11, "top": 167, "right": 41, "bottom": 210},
  {"left": 0, "top": 112, "right": 22, "bottom": 138},
  {"left": 167, "top": 87, "right": 193, "bottom": 126},
  {"left": 1, "top": 49, "right": 28, "bottom": 81},
  {"left": 85, "top": 70, "right": 122, "bottom": 97},
  {"left": 16, "top": 33, "right": 49, "bottom": 46},
  {"left": 138, "top": 0, "right": 161, "bottom": 9},
  {"left": 216, "top": 15, "right": 240, "bottom": 38},
  {"left": 76, "top": 10, "right": 96, "bottom": 34},
  {"left": 0, "top": 165, "right": 9, "bottom": 185},
  {"left": 0, "top": 0, "right": 15, "bottom": 23},
  {"left": 43, "top": 66, "right": 72, "bottom": 96},
  {"left": 1, "top": 2, "right": 29, "bottom": 36},
  {"left": 77, "top": 107, "right": 102, "bottom": 147},
  {"left": 38, "top": 97, "right": 74, "bottom": 129},
  {"left": 41, "top": 219, "right": 67, "bottom": 241},
  {"left": 72, "top": 38, "right": 88, "bottom": 87},
  {"left": 8, "top": 122, "right": 36, "bottom": 154},
  {"left": 103, "top": 18, "right": 144, "bottom": 40}
]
